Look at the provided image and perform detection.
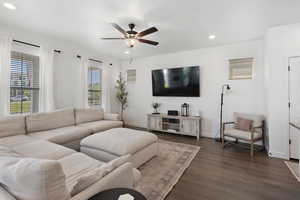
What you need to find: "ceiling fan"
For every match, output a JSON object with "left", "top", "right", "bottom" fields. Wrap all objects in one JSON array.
[{"left": 101, "top": 23, "right": 159, "bottom": 48}]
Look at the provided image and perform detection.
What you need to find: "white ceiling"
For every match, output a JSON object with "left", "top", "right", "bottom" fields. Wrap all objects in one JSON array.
[{"left": 1, "top": 0, "right": 300, "bottom": 59}]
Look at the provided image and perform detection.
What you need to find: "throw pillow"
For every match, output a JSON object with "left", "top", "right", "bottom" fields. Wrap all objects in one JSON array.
[
  {"left": 236, "top": 117, "right": 253, "bottom": 131},
  {"left": 0, "top": 156, "right": 70, "bottom": 200}
]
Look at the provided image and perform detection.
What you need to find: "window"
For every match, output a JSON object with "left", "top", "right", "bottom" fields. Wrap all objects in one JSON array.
[
  {"left": 229, "top": 57, "right": 253, "bottom": 80},
  {"left": 88, "top": 67, "right": 102, "bottom": 106},
  {"left": 10, "top": 51, "right": 39, "bottom": 114}
]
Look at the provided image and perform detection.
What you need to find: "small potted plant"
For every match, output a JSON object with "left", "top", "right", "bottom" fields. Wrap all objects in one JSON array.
[{"left": 151, "top": 102, "right": 161, "bottom": 114}]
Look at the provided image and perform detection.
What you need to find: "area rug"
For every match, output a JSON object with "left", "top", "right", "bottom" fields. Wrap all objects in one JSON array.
[
  {"left": 135, "top": 140, "right": 200, "bottom": 200},
  {"left": 285, "top": 161, "right": 300, "bottom": 182}
]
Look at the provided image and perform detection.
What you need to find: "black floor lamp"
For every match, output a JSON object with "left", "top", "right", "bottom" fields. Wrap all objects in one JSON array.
[{"left": 216, "top": 84, "right": 231, "bottom": 142}]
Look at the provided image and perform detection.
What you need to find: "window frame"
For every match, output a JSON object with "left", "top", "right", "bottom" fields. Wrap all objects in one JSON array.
[
  {"left": 10, "top": 51, "right": 40, "bottom": 114},
  {"left": 88, "top": 66, "right": 102, "bottom": 107}
]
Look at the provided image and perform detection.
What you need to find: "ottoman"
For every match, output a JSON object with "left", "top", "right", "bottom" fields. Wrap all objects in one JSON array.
[{"left": 80, "top": 128, "right": 158, "bottom": 168}]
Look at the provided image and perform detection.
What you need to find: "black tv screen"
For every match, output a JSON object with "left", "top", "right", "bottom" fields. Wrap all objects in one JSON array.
[{"left": 152, "top": 66, "right": 200, "bottom": 97}]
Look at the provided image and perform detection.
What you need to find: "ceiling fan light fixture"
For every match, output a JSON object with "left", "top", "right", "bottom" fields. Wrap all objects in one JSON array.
[{"left": 126, "top": 38, "right": 136, "bottom": 48}]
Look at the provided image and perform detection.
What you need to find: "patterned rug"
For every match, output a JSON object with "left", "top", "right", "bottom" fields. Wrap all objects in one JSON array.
[
  {"left": 285, "top": 161, "right": 300, "bottom": 182},
  {"left": 136, "top": 140, "right": 200, "bottom": 200}
]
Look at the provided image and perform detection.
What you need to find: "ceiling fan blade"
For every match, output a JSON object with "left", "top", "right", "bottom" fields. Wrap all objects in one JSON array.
[
  {"left": 110, "top": 23, "right": 127, "bottom": 36},
  {"left": 101, "top": 37, "right": 124, "bottom": 40},
  {"left": 138, "top": 27, "right": 158, "bottom": 37},
  {"left": 138, "top": 39, "right": 159, "bottom": 46}
]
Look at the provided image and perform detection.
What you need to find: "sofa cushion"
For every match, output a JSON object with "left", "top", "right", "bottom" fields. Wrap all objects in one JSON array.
[
  {"left": 224, "top": 127, "right": 262, "bottom": 140},
  {"left": 58, "top": 153, "right": 104, "bottom": 193},
  {"left": 58, "top": 153, "right": 104, "bottom": 181},
  {"left": 26, "top": 108, "right": 75, "bottom": 133},
  {"left": 70, "top": 164, "right": 107, "bottom": 196},
  {"left": 0, "top": 135, "right": 38, "bottom": 148},
  {"left": 0, "top": 146, "right": 19, "bottom": 157},
  {"left": 78, "top": 120, "right": 123, "bottom": 133},
  {"left": 0, "top": 156, "right": 70, "bottom": 200},
  {"left": 12, "top": 140, "right": 76, "bottom": 160},
  {"left": 75, "top": 108, "right": 104, "bottom": 125},
  {"left": 104, "top": 154, "right": 131, "bottom": 173},
  {"left": 81, "top": 128, "right": 158, "bottom": 156},
  {"left": 0, "top": 115, "right": 25, "bottom": 138},
  {"left": 29, "top": 126, "right": 92, "bottom": 145},
  {"left": 104, "top": 113, "right": 120, "bottom": 121}
]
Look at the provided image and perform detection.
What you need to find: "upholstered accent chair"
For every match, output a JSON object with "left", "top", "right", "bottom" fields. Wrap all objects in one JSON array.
[{"left": 222, "top": 112, "right": 265, "bottom": 156}]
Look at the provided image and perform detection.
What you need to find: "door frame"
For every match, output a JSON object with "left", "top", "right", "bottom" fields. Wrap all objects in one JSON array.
[{"left": 288, "top": 56, "right": 300, "bottom": 159}]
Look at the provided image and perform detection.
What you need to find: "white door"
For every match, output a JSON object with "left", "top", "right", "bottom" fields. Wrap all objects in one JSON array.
[{"left": 289, "top": 57, "right": 300, "bottom": 159}]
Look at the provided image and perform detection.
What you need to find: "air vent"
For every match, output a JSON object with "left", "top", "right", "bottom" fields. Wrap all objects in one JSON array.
[{"left": 127, "top": 69, "right": 136, "bottom": 82}]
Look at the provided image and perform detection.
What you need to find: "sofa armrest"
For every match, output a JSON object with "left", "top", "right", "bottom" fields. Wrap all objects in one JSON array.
[
  {"left": 70, "top": 162, "right": 135, "bottom": 200},
  {"left": 0, "top": 187, "right": 16, "bottom": 200},
  {"left": 104, "top": 113, "right": 121, "bottom": 121}
]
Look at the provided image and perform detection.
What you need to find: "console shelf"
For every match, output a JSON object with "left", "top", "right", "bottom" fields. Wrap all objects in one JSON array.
[{"left": 147, "top": 114, "right": 201, "bottom": 140}]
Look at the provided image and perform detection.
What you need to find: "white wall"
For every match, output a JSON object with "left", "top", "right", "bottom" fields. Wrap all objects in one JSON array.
[
  {"left": 264, "top": 23, "right": 300, "bottom": 159},
  {"left": 115, "top": 40, "right": 266, "bottom": 139},
  {"left": 0, "top": 23, "right": 119, "bottom": 110}
]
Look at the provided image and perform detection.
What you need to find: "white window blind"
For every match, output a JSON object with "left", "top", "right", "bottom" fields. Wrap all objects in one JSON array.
[
  {"left": 88, "top": 66, "right": 102, "bottom": 106},
  {"left": 229, "top": 57, "right": 253, "bottom": 80},
  {"left": 10, "top": 51, "right": 40, "bottom": 114}
]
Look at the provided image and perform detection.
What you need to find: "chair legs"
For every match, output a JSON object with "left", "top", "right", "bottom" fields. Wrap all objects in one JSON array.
[{"left": 250, "top": 141, "right": 254, "bottom": 157}]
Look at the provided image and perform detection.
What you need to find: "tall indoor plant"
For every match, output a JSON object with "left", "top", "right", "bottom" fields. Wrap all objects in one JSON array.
[{"left": 116, "top": 72, "right": 128, "bottom": 121}]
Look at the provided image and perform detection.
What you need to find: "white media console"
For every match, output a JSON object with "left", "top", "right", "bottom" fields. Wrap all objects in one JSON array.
[{"left": 147, "top": 114, "right": 201, "bottom": 140}]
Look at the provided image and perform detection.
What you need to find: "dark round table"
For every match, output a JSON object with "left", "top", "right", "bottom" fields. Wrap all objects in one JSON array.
[{"left": 89, "top": 188, "right": 147, "bottom": 200}]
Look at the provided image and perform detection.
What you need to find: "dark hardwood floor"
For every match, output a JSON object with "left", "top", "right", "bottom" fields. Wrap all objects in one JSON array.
[{"left": 151, "top": 132, "right": 300, "bottom": 200}]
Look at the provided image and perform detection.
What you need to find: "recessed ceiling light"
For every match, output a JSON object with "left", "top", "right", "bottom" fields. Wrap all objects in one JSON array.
[
  {"left": 209, "top": 35, "right": 216, "bottom": 40},
  {"left": 3, "top": 2, "right": 16, "bottom": 10},
  {"left": 124, "top": 51, "right": 130, "bottom": 55}
]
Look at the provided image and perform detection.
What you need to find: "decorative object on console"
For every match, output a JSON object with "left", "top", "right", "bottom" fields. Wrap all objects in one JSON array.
[
  {"left": 181, "top": 103, "right": 189, "bottom": 116},
  {"left": 151, "top": 102, "right": 161, "bottom": 114},
  {"left": 116, "top": 73, "right": 128, "bottom": 121},
  {"left": 217, "top": 84, "right": 231, "bottom": 142},
  {"left": 168, "top": 110, "right": 179, "bottom": 116}
]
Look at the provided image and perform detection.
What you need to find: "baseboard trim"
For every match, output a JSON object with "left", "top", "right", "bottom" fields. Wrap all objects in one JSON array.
[{"left": 268, "top": 151, "right": 289, "bottom": 160}]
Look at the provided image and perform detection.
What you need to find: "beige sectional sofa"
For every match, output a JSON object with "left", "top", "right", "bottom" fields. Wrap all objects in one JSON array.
[{"left": 0, "top": 108, "right": 137, "bottom": 200}]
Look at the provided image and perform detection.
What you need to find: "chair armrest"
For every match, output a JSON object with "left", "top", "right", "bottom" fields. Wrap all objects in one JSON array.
[
  {"left": 251, "top": 126, "right": 263, "bottom": 132},
  {"left": 223, "top": 122, "right": 235, "bottom": 127},
  {"left": 104, "top": 113, "right": 121, "bottom": 121}
]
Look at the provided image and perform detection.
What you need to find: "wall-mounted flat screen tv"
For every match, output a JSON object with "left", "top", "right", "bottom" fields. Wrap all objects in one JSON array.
[{"left": 152, "top": 66, "right": 200, "bottom": 97}]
